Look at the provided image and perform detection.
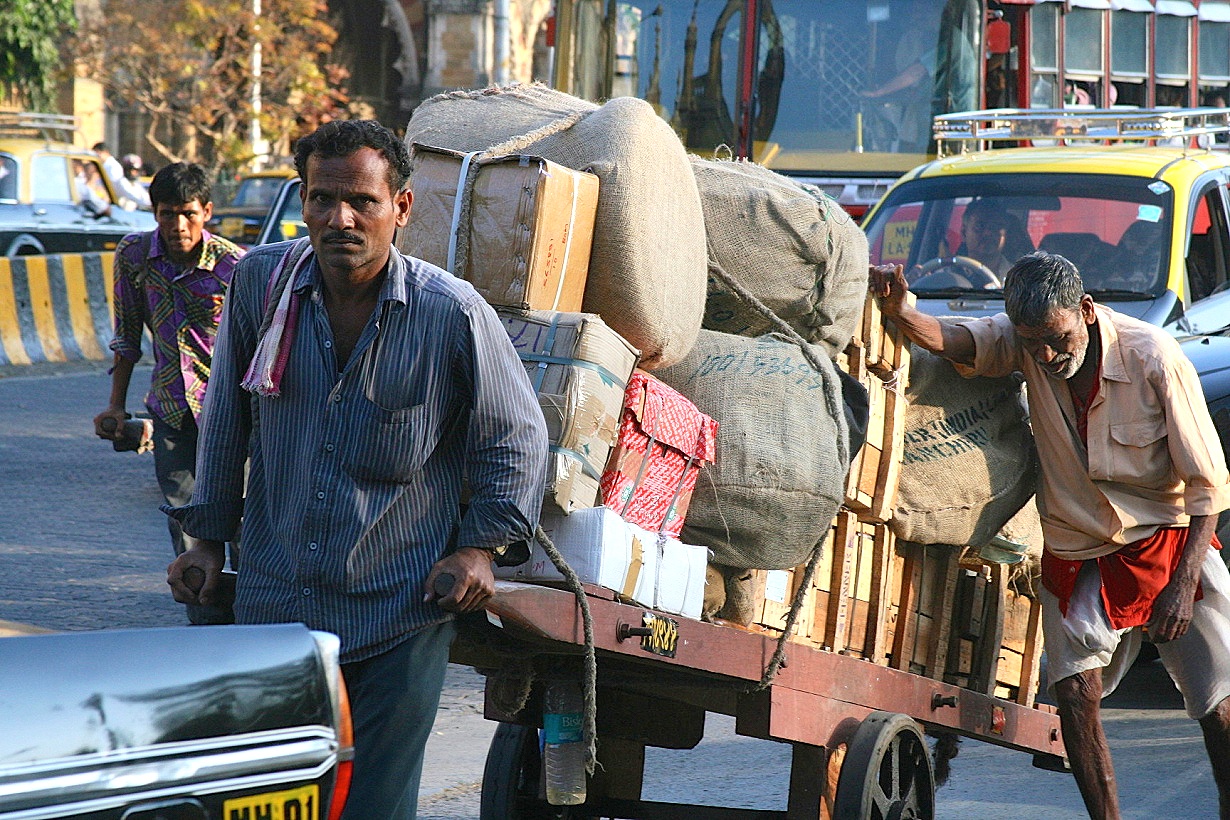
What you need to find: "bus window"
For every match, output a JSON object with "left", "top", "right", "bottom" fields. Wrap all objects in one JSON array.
[
  {"left": 1064, "top": 7, "right": 1104, "bottom": 106},
  {"left": 1199, "top": 9, "right": 1230, "bottom": 108},
  {"left": 1111, "top": 7, "right": 1149, "bottom": 107},
  {"left": 1030, "top": 2, "right": 1060, "bottom": 107},
  {"left": 568, "top": 0, "right": 741, "bottom": 154},
  {"left": 1157, "top": 7, "right": 1194, "bottom": 104}
]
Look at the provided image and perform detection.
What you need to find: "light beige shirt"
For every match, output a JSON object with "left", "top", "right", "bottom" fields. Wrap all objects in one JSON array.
[{"left": 956, "top": 305, "right": 1230, "bottom": 560}]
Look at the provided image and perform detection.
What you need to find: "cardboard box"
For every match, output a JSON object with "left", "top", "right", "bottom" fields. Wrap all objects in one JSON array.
[
  {"left": 497, "top": 506, "right": 710, "bottom": 619},
  {"left": 404, "top": 144, "right": 598, "bottom": 312},
  {"left": 500, "top": 310, "right": 640, "bottom": 514},
  {"left": 600, "top": 371, "right": 718, "bottom": 537}
]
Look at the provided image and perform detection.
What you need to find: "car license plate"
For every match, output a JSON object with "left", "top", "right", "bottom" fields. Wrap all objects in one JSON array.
[
  {"left": 223, "top": 784, "right": 319, "bottom": 819},
  {"left": 639, "top": 612, "right": 679, "bottom": 658}
]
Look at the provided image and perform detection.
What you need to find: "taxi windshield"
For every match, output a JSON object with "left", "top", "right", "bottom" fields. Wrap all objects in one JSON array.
[
  {"left": 229, "top": 175, "right": 289, "bottom": 209},
  {"left": 863, "top": 173, "right": 1175, "bottom": 299}
]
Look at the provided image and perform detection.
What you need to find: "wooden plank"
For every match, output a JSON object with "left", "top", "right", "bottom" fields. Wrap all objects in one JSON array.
[
  {"left": 863, "top": 524, "right": 895, "bottom": 665},
  {"left": 890, "top": 542, "right": 921, "bottom": 671},
  {"left": 787, "top": 743, "right": 828, "bottom": 820},
  {"left": 861, "top": 291, "right": 883, "bottom": 371},
  {"left": 823, "top": 511, "right": 857, "bottom": 652},
  {"left": 591, "top": 737, "right": 645, "bottom": 801},
  {"left": 924, "top": 550, "right": 964, "bottom": 678},
  {"left": 869, "top": 380, "right": 907, "bottom": 523},
  {"left": 972, "top": 563, "right": 1009, "bottom": 695},
  {"left": 1017, "top": 593, "right": 1046, "bottom": 707}
]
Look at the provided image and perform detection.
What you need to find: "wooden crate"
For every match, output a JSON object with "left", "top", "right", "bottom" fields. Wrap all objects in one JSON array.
[
  {"left": 840, "top": 296, "right": 910, "bottom": 525},
  {"left": 746, "top": 517, "right": 1044, "bottom": 704}
]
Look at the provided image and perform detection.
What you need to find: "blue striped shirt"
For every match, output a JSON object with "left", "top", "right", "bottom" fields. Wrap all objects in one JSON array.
[{"left": 168, "top": 241, "right": 548, "bottom": 662}]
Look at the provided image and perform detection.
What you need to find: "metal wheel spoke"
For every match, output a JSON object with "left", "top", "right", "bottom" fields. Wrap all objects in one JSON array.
[{"left": 887, "top": 735, "right": 904, "bottom": 800}]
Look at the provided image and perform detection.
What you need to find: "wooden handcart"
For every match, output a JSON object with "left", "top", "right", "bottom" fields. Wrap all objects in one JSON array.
[{"left": 452, "top": 553, "right": 1066, "bottom": 820}]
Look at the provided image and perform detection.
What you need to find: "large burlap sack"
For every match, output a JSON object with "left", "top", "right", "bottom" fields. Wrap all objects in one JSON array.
[
  {"left": 693, "top": 157, "right": 870, "bottom": 357},
  {"left": 656, "top": 331, "right": 848, "bottom": 569},
  {"left": 403, "top": 83, "right": 707, "bottom": 369},
  {"left": 891, "top": 345, "right": 1038, "bottom": 547}
]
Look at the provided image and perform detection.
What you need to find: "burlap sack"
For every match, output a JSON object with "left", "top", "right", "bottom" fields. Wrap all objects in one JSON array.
[
  {"left": 403, "top": 83, "right": 707, "bottom": 369},
  {"left": 996, "top": 497, "right": 1044, "bottom": 598},
  {"left": 656, "top": 331, "right": 848, "bottom": 570},
  {"left": 693, "top": 157, "right": 870, "bottom": 357},
  {"left": 891, "top": 345, "right": 1039, "bottom": 547}
]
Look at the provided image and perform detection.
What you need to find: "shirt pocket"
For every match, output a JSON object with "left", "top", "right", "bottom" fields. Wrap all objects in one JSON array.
[
  {"left": 1107, "top": 416, "right": 1170, "bottom": 487},
  {"left": 346, "top": 401, "right": 437, "bottom": 484}
]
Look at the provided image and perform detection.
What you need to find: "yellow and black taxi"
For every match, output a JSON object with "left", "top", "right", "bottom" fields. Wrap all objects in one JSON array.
[
  {"left": 861, "top": 108, "right": 1230, "bottom": 329},
  {"left": 0, "top": 112, "right": 154, "bottom": 257},
  {"left": 207, "top": 166, "right": 299, "bottom": 248}
]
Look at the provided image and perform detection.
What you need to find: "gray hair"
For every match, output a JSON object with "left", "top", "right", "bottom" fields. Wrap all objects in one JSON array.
[{"left": 1003, "top": 251, "right": 1085, "bottom": 326}]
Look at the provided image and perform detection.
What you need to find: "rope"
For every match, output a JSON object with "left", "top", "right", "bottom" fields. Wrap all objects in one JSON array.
[
  {"left": 480, "top": 656, "right": 536, "bottom": 718},
  {"left": 535, "top": 524, "right": 600, "bottom": 776},
  {"left": 752, "top": 533, "right": 827, "bottom": 691},
  {"left": 706, "top": 252, "right": 852, "bottom": 690}
]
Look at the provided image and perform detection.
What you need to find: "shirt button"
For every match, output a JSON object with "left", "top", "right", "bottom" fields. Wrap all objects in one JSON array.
[
  {"left": 324, "top": 340, "right": 332, "bottom": 348},
  {"left": 332, "top": 394, "right": 342, "bottom": 403},
  {"left": 316, "top": 491, "right": 326, "bottom": 500},
  {"left": 324, "top": 443, "right": 335, "bottom": 452},
  {"left": 1070, "top": 567, "right": 1077, "bottom": 574},
  {"left": 302, "top": 588, "right": 312, "bottom": 596},
  {"left": 309, "top": 541, "right": 319, "bottom": 550}
]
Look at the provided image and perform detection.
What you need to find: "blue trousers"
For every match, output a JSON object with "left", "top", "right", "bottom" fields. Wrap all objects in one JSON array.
[
  {"left": 152, "top": 415, "right": 237, "bottom": 624},
  {"left": 340, "top": 620, "right": 457, "bottom": 819}
]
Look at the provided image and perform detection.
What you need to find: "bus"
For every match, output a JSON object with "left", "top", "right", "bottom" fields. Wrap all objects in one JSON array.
[{"left": 549, "top": 0, "right": 1230, "bottom": 217}]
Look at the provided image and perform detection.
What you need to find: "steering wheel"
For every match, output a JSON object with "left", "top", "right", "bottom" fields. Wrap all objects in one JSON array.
[{"left": 914, "top": 255, "right": 1002, "bottom": 289}]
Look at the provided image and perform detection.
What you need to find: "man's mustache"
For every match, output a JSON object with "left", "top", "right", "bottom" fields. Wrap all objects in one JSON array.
[{"left": 322, "top": 230, "right": 362, "bottom": 243}]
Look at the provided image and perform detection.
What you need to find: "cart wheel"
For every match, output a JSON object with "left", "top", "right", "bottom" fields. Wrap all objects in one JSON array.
[
  {"left": 832, "top": 711, "right": 935, "bottom": 820},
  {"left": 480, "top": 723, "right": 600, "bottom": 819}
]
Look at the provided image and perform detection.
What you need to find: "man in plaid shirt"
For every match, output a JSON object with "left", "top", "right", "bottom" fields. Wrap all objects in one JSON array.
[{"left": 94, "top": 162, "right": 244, "bottom": 624}]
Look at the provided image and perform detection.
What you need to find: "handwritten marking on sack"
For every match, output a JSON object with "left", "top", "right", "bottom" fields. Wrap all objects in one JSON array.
[
  {"left": 902, "top": 395, "right": 1004, "bottom": 464},
  {"left": 682, "top": 349, "right": 824, "bottom": 390}
]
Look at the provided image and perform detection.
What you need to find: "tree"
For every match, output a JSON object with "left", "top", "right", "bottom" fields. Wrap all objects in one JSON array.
[
  {"left": 0, "top": 0, "right": 76, "bottom": 110},
  {"left": 75, "top": 0, "right": 349, "bottom": 174}
]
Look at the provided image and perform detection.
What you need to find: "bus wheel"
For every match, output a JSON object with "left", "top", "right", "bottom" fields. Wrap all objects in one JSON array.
[{"left": 832, "top": 711, "right": 935, "bottom": 820}]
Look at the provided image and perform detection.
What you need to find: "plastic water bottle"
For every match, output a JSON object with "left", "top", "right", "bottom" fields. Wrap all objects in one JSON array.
[{"left": 542, "top": 679, "right": 587, "bottom": 805}]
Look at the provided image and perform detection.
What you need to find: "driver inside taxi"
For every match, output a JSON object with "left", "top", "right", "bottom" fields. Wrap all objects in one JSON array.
[
  {"left": 909, "top": 198, "right": 1012, "bottom": 288},
  {"left": 955, "top": 199, "right": 1012, "bottom": 279}
]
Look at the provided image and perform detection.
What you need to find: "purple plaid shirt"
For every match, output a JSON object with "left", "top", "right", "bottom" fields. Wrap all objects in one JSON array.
[{"left": 110, "top": 229, "right": 244, "bottom": 428}]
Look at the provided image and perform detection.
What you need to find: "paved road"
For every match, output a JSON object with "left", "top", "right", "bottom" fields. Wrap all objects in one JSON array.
[{"left": 0, "top": 363, "right": 1221, "bottom": 818}]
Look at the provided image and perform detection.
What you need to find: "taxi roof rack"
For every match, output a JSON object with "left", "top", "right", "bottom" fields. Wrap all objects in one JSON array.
[
  {"left": 932, "top": 107, "right": 1230, "bottom": 156},
  {"left": 0, "top": 111, "right": 80, "bottom": 145}
]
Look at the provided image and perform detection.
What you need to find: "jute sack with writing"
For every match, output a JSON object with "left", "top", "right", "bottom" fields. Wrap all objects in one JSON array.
[
  {"left": 892, "top": 344, "right": 1039, "bottom": 547},
  {"left": 656, "top": 331, "right": 849, "bottom": 570}
]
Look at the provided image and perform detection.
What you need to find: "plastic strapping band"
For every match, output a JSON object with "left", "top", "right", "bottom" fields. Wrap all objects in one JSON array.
[
  {"left": 520, "top": 352, "right": 627, "bottom": 390},
  {"left": 653, "top": 532, "right": 667, "bottom": 610},
  {"left": 549, "top": 444, "right": 602, "bottom": 481},
  {"left": 531, "top": 314, "right": 562, "bottom": 394},
  {"left": 551, "top": 170, "right": 579, "bottom": 310},
  {"left": 446, "top": 150, "right": 482, "bottom": 273}
]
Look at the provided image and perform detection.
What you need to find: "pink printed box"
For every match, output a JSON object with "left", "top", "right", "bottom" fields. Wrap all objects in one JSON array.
[{"left": 599, "top": 371, "right": 718, "bottom": 537}]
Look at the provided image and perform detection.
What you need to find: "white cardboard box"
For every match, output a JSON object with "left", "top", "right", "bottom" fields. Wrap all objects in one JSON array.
[{"left": 497, "top": 507, "right": 710, "bottom": 620}]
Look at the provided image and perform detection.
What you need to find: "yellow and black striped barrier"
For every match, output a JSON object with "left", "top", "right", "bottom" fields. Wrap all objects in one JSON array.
[{"left": 0, "top": 252, "right": 115, "bottom": 365}]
